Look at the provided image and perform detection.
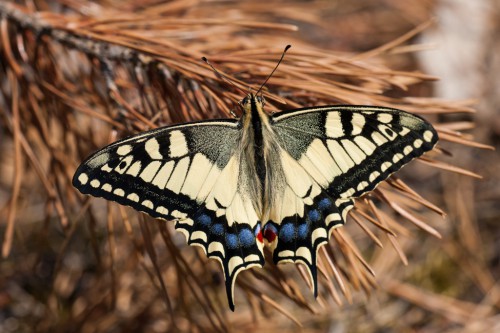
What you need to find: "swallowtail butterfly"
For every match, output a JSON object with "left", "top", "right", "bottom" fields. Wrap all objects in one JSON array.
[{"left": 73, "top": 47, "right": 438, "bottom": 310}]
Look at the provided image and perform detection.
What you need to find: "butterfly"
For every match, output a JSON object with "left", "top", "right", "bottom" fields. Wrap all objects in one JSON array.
[{"left": 72, "top": 47, "right": 438, "bottom": 310}]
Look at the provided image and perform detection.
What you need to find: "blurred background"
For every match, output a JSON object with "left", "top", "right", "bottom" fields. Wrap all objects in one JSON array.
[{"left": 0, "top": 0, "right": 498, "bottom": 332}]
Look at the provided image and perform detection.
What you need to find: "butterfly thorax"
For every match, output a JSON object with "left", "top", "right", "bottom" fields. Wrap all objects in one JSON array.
[{"left": 238, "top": 94, "right": 286, "bottom": 225}]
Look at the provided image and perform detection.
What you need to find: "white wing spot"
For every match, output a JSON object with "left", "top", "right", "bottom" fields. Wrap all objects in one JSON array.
[
  {"left": 325, "top": 111, "right": 344, "bottom": 138},
  {"left": 78, "top": 173, "right": 89, "bottom": 185},
  {"left": 208, "top": 242, "right": 225, "bottom": 256},
  {"left": 377, "top": 113, "right": 393, "bottom": 123},
  {"left": 191, "top": 231, "right": 207, "bottom": 242},
  {"left": 141, "top": 200, "right": 154, "bottom": 209},
  {"left": 127, "top": 193, "right": 139, "bottom": 202},
  {"left": 140, "top": 161, "right": 162, "bottom": 183},
  {"left": 166, "top": 157, "right": 190, "bottom": 194},
  {"left": 228, "top": 256, "right": 244, "bottom": 274},
  {"left": 181, "top": 153, "right": 213, "bottom": 199},
  {"left": 327, "top": 140, "right": 355, "bottom": 172},
  {"left": 117, "top": 145, "right": 132, "bottom": 156},
  {"left": 341, "top": 205, "right": 352, "bottom": 220},
  {"left": 113, "top": 188, "right": 125, "bottom": 196},
  {"left": 155, "top": 206, "right": 168, "bottom": 215},
  {"left": 169, "top": 130, "right": 189, "bottom": 158},
  {"left": 101, "top": 164, "right": 113, "bottom": 172},
  {"left": 381, "top": 161, "right": 392, "bottom": 172},
  {"left": 102, "top": 183, "right": 112, "bottom": 192},
  {"left": 423, "top": 130, "right": 434, "bottom": 142},
  {"left": 196, "top": 165, "right": 222, "bottom": 202},
  {"left": 354, "top": 136, "right": 376, "bottom": 155},
  {"left": 340, "top": 188, "right": 356, "bottom": 198},
  {"left": 414, "top": 139, "right": 423, "bottom": 148},
  {"left": 325, "top": 213, "right": 341, "bottom": 225},
  {"left": 303, "top": 139, "right": 340, "bottom": 184},
  {"left": 311, "top": 228, "right": 327, "bottom": 243},
  {"left": 145, "top": 138, "right": 163, "bottom": 159},
  {"left": 399, "top": 127, "right": 410, "bottom": 136},
  {"left": 296, "top": 247, "right": 312, "bottom": 264},
  {"left": 208, "top": 156, "right": 239, "bottom": 207},
  {"left": 178, "top": 218, "right": 194, "bottom": 226},
  {"left": 279, "top": 186, "right": 302, "bottom": 220},
  {"left": 152, "top": 161, "right": 175, "bottom": 189},
  {"left": 126, "top": 161, "right": 142, "bottom": 177},
  {"left": 369, "top": 171, "right": 380, "bottom": 182},
  {"left": 356, "top": 181, "right": 369, "bottom": 191},
  {"left": 341, "top": 139, "right": 366, "bottom": 165},
  {"left": 172, "top": 210, "right": 187, "bottom": 220},
  {"left": 215, "top": 209, "right": 226, "bottom": 218},
  {"left": 244, "top": 254, "right": 260, "bottom": 262},
  {"left": 281, "top": 153, "right": 314, "bottom": 198},
  {"left": 403, "top": 145, "right": 413, "bottom": 155},
  {"left": 278, "top": 250, "right": 294, "bottom": 258},
  {"left": 392, "top": 153, "right": 404, "bottom": 163},
  {"left": 351, "top": 113, "right": 365, "bottom": 135},
  {"left": 90, "top": 179, "right": 100, "bottom": 188},
  {"left": 371, "top": 131, "right": 388, "bottom": 146}
]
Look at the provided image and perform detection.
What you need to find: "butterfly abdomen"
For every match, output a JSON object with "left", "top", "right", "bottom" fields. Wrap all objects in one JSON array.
[{"left": 249, "top": 97, "right": 267, "bottom": 193}]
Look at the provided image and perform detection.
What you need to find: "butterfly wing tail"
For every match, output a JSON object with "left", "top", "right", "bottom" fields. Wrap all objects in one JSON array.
[{"left": 270, "top": 192, "right": 353, "bottom": 297}]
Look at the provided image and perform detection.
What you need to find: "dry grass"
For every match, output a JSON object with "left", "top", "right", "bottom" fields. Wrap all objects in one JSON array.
[{"left": 0, "top": 0, "right": 498, "bottom": 332}]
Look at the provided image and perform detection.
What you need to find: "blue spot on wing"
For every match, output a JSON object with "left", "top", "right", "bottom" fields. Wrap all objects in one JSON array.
[
  {"left": 254, "top": 223, "right": 262, "bottom": 236},
  {"left": 238, "top": 229, "right": 255, "bottom": 248},
  {"left": 197, "top": 214, "right": 212, "bottom": 226},
  {"left": 211, "top": 224, "right": 224, "bottom": 236},
  {"left": 318, "top": 198, "right": 332, "bottom": 210},
  {"left": 308, "top": 209, "right": 320, "bottom": 222},
  {"left": 298, "top": 223, "right": 309, "bottom": 239},
  {"left": 226, "top": 234, "right": 238, "bottom": 249},
  {"left": 280, "top": 223, "right": 295, "bottom": 243}
]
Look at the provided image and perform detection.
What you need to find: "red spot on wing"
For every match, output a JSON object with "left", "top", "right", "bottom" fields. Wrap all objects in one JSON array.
[
  {"left": 257, "top": 230, "right": 264, "bottom": 243},
  {"left": 263, "top": 226, "right": 277, "bottom": 242}
]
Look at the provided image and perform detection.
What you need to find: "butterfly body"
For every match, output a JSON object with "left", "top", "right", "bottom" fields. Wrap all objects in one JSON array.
[{"left": 73, "top": 94, "right": 438, "bottom": 310}]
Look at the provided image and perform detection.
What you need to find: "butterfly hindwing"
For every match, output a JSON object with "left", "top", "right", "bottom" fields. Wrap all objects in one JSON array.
[
  {"left": 72, "top": 120, "right": 265, "bottom": 310},
  {"left": 265, "top": 185, "right": 353, "bottom": 296},
  {"left": 269, "top": 105, "right": 437, "bottom": 292}
]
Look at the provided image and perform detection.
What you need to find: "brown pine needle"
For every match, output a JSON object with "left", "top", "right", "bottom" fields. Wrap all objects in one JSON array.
[
  {"left": 418, "top": 157, "right": 483, "bottom": 179},
  {"left": 367, "top": 199, "right": 409, "bottom": 266},
  {"left": 350, "top": 212, "right": 384, "bottom": 248},
  {"left": 261, "top": 294, "right": 303, "bottom": 327},
  {"left": 2, "top": 71, "right": 22, "bottom": 258},
  {"left": 438, "top": 131, "right": 495, "bottom": 150}
]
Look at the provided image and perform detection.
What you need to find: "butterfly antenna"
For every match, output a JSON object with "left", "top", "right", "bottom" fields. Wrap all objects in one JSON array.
[
  {"left": 202, "top": 56, "right": 247, "bottom": 95},
  {"left": 255, "top": 45, "right": 291, "bottom": 96}
]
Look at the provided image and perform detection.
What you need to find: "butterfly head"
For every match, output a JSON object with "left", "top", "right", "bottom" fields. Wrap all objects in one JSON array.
[{"left": 239, "top": 93, "right": 265, "bottom": 113}]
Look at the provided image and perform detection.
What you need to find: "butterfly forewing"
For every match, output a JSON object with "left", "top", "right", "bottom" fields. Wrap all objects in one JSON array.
[
  {"left": 272, "top": 105, "right": 438, "bottom": 198},
  {"left": 72, "top": 120, "right": 265, "bottom": 310}
]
